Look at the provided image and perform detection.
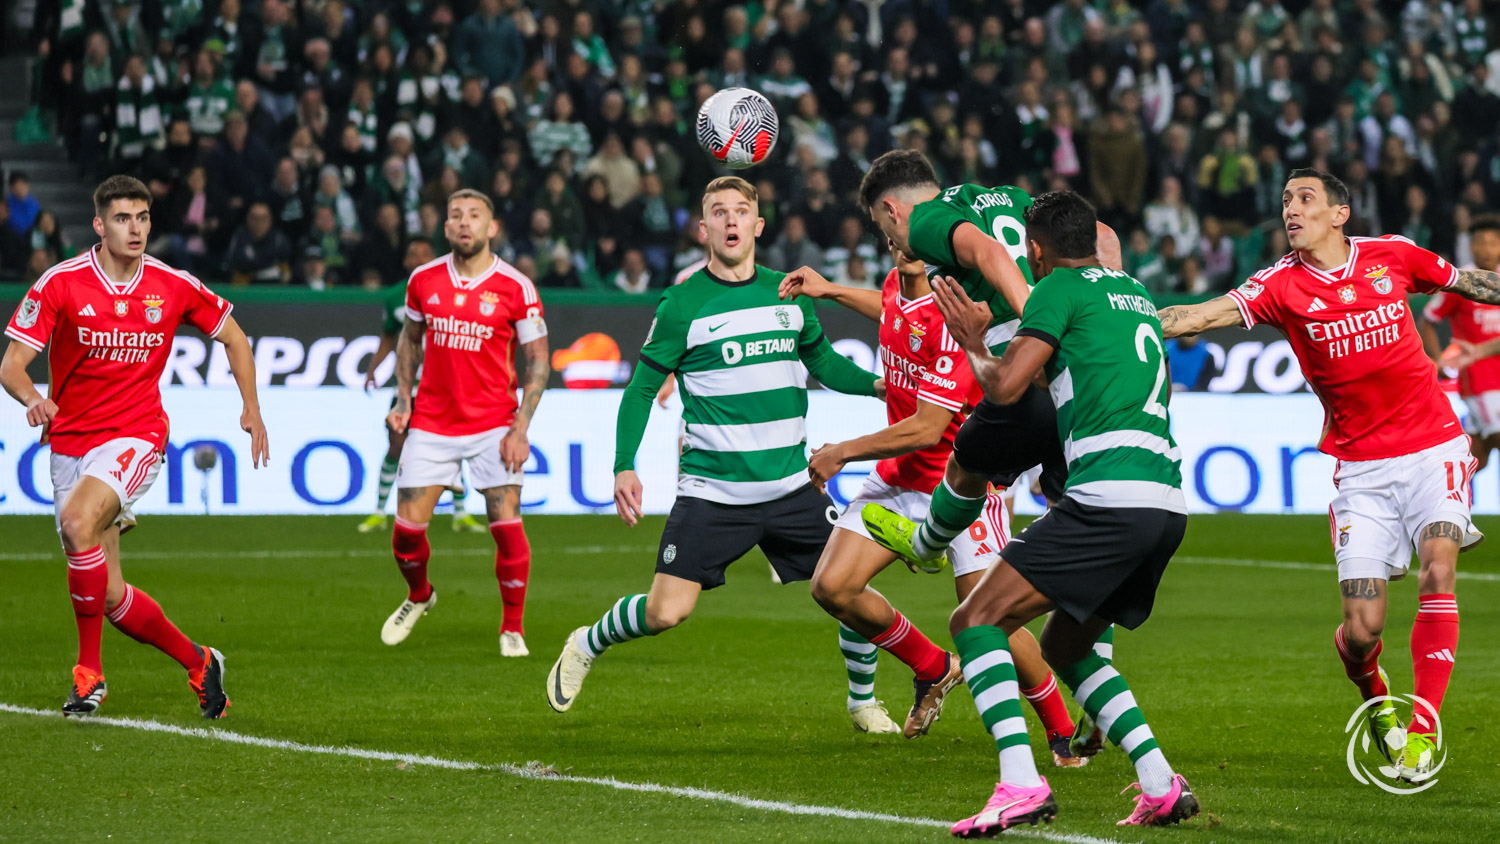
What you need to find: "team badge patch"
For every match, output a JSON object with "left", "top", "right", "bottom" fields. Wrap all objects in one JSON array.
[
  {"left": 14, "top": 297, "right": 39, "bottom": 328},
  {"left": 455, "top": 293, "right": 467, "bottom": 307},
  {"left": 479, "top": 290, "right": 499, "bottom": 316},
  {"left": 775, "top": 306, "right": 791, "bottom": 329},
  {"left": 1338, "top": 285, "right": 1356, "bottom": 305},
  {"left": 908, "top": 322, "right": 926, "bottom": 352},
  {"left": 662, "top": 544, "right": 677, "bottom": 565},
  {"left": 1366, "top": 265, "right": 1392, "bottom": 294},
  {"left": 1237, "top": 280, "right": 1264, "bottom": 300},
  {"left": 114, "top": 299, "right": 128, "bottom": 317},
  {"left": 893, "top": 316, "right": 902, "bottom": 332},
  {"left": 1338, "top": 524, "right": 1351, "bottom": 547},
  {"left": 142, "top": 296, "right": 164, "bottom": 324}
]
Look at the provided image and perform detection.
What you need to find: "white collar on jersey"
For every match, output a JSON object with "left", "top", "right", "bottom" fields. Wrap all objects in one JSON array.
[
  {"left": 88, "top": 245, "right": 144, "bottom": 295},
  {"left": 446, "top": 253, "right": 500, "bottom": 289},
  {"left": 1293, "top": 237, "right": 1361, "bottom": 283}
]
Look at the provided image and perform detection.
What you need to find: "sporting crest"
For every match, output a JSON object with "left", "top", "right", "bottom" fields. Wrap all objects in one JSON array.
[
  {"left": 114, "top": 299, "right": 128, "bottom": 317},
  {"left": 1338, "top": 285, "right": 1356, "bottom": 305},
  {"left": 908, "top": 322, "right": 926, "bottom": 352},
  {"left": 142, "top": 296, "right": 164, "bottom": 324},
  {"left": 14, "top": 297, "right": 39, "bottom": 329},
  {"left": 1366, "top": 265, "right": 1392, "bottom": 295},
  {"left": 479, "top": 290, "right": 499, "bottom": 316},
  {"left": 662, "top": 544, "right": 677, "bottom": 565},
  {"left": 775, "top": 306, "right": 791, "bottom": 329}
]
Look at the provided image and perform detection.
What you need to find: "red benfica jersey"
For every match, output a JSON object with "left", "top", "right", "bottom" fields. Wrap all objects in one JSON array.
[
  {"left": 1424, "top": 283, "right": 1500, "bottom": 396},
  {"left": 875, "top": 268, "right": 982, "bottom": 491},
  {"left": 405, "top": 253, "right": 546, "bottom": 436},
  {"left": 4, "top": 249, "right": 232, "bottom": 457},
  {"left": 1227, "top": 235, "right": 1462, "bottom": 460}
]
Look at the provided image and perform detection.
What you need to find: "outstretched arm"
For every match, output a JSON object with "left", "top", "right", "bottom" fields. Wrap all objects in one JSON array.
[
  {"left": 1157, "top": 296, "right": 1245, "bottom": 339},
  {"left": 808, "top": 401, "right": 955, "bottom": 490},
  {"left": 1450, "top": 268, "right": 1500, "bottom": 306},
  {"left": 387, "top": 318, "right": 425, "bottom": 434},
  {"left": 500, "top": 336, "right": 550, "bottom": 473},
  {"left": 214, "top": 316, "right": 269, "bottom": 468},
  {"left": 951, "top": 223, "right": 1031, "bottom": 317},
  {"left": 778, "top": 266, "right": 884, "bottom": 321}
]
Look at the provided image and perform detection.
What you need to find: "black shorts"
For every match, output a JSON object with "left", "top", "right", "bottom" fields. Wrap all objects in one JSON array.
[
  {"left": 655, "top": 484, "right": 839, "bottom": 589},
  {"left": 1001, "top": 496, "right": 1187, "bottom": 630},
  {"left": 951, "top": 386, "right": 1068, "bottom": 502}
]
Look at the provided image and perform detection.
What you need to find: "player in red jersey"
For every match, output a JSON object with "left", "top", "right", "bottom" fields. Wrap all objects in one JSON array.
[
  {"left": 1158, "top": 169, "right": 1500, "bottom": 782},
  {"left": 1418, "top": 215, "right": 1500, "bottom": 469},
  {"left": 0, "top": 175, "right": 268, "bottom": 718},
  {"left": 380, "top": 189, "right": 550, "bottom": 657},
  {"left": 778, "top": 244, "right": 1083, "bottom": 761}
]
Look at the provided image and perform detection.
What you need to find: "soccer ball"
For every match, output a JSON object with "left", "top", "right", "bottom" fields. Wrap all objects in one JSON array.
[{"left": 696, "top": 88, "right": 779, "bottom": 170}]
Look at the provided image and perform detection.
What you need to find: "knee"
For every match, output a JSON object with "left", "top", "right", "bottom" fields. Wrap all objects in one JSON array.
[
  {"left": 809, "top": 573, "right": 854, "bottom": 617},
  {"left": 949, "top": 601, "right": 987, "bottom": 640},
  {"left": 103, "top": 581, "right": 126, "bottom": 613},
  {"left": 1419, "top": 557, "right": 1456, "bottom": 591},
  {"left": 645, "top": 603, "right": 690, "bottom": 632},
  {"left": 1341, "top": 609, "right": 1385, "bottom": 651},
  {"left": 945, "top": 457, "right": 986, "bottom": 497},
  {"left": 57, "top": 509, "right": 99, "bottom": 552}
]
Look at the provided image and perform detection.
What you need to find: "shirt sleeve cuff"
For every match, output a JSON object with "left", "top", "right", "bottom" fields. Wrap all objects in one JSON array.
[
  {"left": 207, "top": 302, "right": 234, "bottom": 338},
  {"left": 916, "top": 391, "right": 964, "bottom": 412},
  {"left": 1441, "top": 263, "right": 1459, "bottom": 288},
  {"left": 4, "top": 327, "right": 45, "bottom": 351},
  {"left": 1015, "top": 326, "right": 1060, "bottom": 348},
  {"left": 1225, "top": 290, "right": 1257, "bottom": 329}
]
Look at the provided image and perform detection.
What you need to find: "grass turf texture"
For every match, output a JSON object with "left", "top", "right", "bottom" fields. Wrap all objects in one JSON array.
[{"left": 1, "top": 513, "right": 1497, "bottom": 843}]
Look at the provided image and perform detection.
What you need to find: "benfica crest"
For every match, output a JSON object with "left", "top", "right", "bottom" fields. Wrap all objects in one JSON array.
[
  {"left": 1338, "top": 285, "right": 1356, "bottom": 305},
  {"left": 114, "top": 299, "right": 128, "bottom": 317},
  {"left": 479, "top": 290, "right": 499, "bottom": 316},
  {"left": 1366, "top": 265, "right": 1393, "bottom": 294},
  {"left": 908, "top": 322, "right": 926, "bottom": 352},
  {"left": 142, "top": 296, "right": 164, "bottom": 324}
]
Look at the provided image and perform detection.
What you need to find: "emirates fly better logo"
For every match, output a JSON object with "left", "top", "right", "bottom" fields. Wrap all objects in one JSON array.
[{"left": 1345, "top": 695, "right": 1445, "bottom": 794}]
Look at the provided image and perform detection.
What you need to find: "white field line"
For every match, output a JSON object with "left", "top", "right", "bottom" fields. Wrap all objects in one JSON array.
[
  {"left": 0, "top": 703, "right": 1132, "bottom": 844},
  {"left": 1175, "top": 555, "right": 1500, "bottom": 583},
  {"left": 0, "top": 545, "right": 658, "bottom": 562}
]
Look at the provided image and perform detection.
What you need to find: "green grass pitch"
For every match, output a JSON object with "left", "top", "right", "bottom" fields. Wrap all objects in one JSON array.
[{"left": 1, "top": 513, "right": 1498, "bottom": 843}]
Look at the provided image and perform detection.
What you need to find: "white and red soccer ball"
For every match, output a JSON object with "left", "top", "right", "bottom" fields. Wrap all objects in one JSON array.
[{"left": 696, "top": 88, "right": 779, "bottom": 170}]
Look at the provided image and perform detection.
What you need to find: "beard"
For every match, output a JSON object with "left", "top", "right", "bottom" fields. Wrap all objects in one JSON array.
[{"left": 451, "top": 235, "right": 485, "bottom": 260}]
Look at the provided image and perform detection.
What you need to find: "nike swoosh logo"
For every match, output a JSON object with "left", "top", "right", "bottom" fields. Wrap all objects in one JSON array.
[
  {"left": 551, "top": 662, "right": 572, "bottom": 707},
  {"left": 714, "top": 118, "right": 749, "bottom": 158},
  {"left": 709, "top": 322, "right": 730, "bottom": 333}
]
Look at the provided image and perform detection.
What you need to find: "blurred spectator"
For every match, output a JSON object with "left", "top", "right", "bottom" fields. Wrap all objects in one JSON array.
[
  {"left": 534, "top": 169, "right": 586, "bottom": 250},
  {"left": 1143, "top": 177, "right": 1200, "bottom": 254},
  {"left": 582, "top": 174, "right": 624, "bottom": 276},
  {"left": 208, "top": 111, "right": 274, "bottom": 215},
  {"left": 161, "top": 165, "right": 223, "bottom": 274},
  {"left": 624, "top": 173, "right": 677, "bottom": 277},
  {"left": 1088, "top": 109, "right": 1147, "bottom": 232},
  {"left": 584, "top": 133, "right": 642, "bottom": 209},
  {"left": 24, "top": 246, "right": 59, "bottom": 285},
  {"left": 530, "top": 92, "right": 592, "bottom": 171},
  {"left": 267, "top": 158, "right": 311, "bottom": 244},
  {"left": 113, "top": 54, "right": 162, "bottom": 173},
  {"left": 234, "top": 80, "right": 280, "bottom": 143},
  {"left": 29, "top": 211, "right": 71, "bottom": 261},
  {"left": 1199, "top": 216, "right": 1236, "bottom": 289},
  {"left": 314, "top": 166, "right": 361, "bottom": 243},
  {"left": 611, "top": 249, "right": 654, "bottom": 293},
  {"left": 540, "top": 243, "right": 582, "bottom": 288},
  {"left": 765, "top": 215, "right": 824, "bottom": 274},
  {"left": 300, "top": 246, "right": 329, "bottom": 291},
  {"left": 356, "top": 203, "right": 407, "bottom": 286},
  {"left": 455, "top": 0, "right": 525, "bottom": 89},
  {"left": 239, "top": 0, "right": 302, "bottom": 122},
  {"left": 6, "top": 173, "right": 40, "bottom": 238},
  {"left": 822, "top": 216, "right": 878, "bottom": 281},
  {"left": 1167, "top": 335, "right": 1213, "bottom": 391},
  {"left": 1399, "top": 184, "right": 1434, "bottom": 248},
  {"left": 184, "top": 49, "right": 235, "bottom": 137},
  {"left": 302, "top": 205, "right": 351, "bottom": 283},
  {"left": 0, "top": 203, "right": 25, "bottom": 273},
  {"left": 1197, "top": 130, "right": 1259, "bottom": 229},
  {"left": 225, "top": 201, "right": 292, "bottom": 284}
]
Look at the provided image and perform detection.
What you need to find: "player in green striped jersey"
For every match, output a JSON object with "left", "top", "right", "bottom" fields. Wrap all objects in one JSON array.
[
  {"left": 356, "top": 237, "right": 485, "bottom": 535},
  {"left": 546, "top": 177, "right": 888, "bottom": 722},
  {"left": 909, "top": 192, "right": 1198, "bottom": 834}
]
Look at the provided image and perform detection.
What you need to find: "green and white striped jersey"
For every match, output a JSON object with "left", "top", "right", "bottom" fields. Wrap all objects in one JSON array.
[
  {"left": 638, "top": 266, "right": 825, "bottom": 505},
  {"left": 906, "top": 184, "right": 1034, "bottom": 353},
  {"left": 1017, "top": 265, "right": 1185, "bottom": 513}
]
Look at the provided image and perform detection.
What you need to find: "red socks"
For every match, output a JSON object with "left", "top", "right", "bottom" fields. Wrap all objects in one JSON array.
[
  {"left": 1335, "top": 624, "right": 1390, "bottom": 700},
  {"left": 1410, "top": 594, "right": 1459, "bottom": 735},
  {"left": 107, "top": 584, "right": 200, "bottom": 670},
  {"left": 392, "top": 517, "right": 433, "bottom": 602},
  {"left": 490, "top": 518, "right": 531, "bottom": 635},
  {"left": 66, "top": 546, "right": 108, "bottom": 673},
  {"left": 1022, "top": 673, "right": 1077, "bottom": 742},
  {"left": 871, "top": 612, "right": 948, "bottom": 681}
]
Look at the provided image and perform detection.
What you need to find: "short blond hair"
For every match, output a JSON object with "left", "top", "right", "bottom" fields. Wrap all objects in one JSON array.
[
  {"left": 701, "top": 176, "right": 757, "bottom": 210},
  {"left": 447, "top": 188, "right": 494, "bottom": 215}
]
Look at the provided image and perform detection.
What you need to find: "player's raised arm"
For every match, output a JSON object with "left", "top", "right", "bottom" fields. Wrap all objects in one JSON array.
[
  {"left": 796, "top": 301, "right": 881, "bottom": 398},
  {"left": 779, "top": 265, "right": 883, "bottom": 322},
  {"left": 950, "top": 222, "right": 1032, "bottom": 317},
  {"left": 388, "top": 316, "right": 424, "bottom": 434},
  {"left": 0, "top": 340, "right": 57, "bottom": 434},
  {"left": 213, "top": 316, "right": 269, "bottom": 468},
  {"left": 1156, "top": 296, "right": 1245, "bottom": 339}
]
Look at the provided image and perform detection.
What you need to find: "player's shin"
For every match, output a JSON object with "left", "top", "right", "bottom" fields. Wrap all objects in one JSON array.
[
  {"left": 1055, "top": 653, "right": 1176, "bottom": 796},
  {"left": 579, "top": 594, "right": 653, "bottom": 658},
  {"left": 491, "top": 518, "right": 530, "bottom": 636},
  {"left": 914, "top": 479, "right": 986, "bottom": 559},
  {"left": 392, "top": 517, "right": 433, "bottom": 602},
  {"left": 839, "top": 623, "right": 878, "bottom": 709},
  {"left": 106, "top": 585, "right": 200, "bottom": 670},
  {"left": 954, "top": 625, "right": 1043, "bottom": 787},
  {"left": 375, "top": 456, "right": 399, "bottom": 510},
  {"left": 66, "top": 546, "right": 109, "bottom": 674},
  {"left": 1409, "top": 594, "right": 1458, "bottom": 734}
]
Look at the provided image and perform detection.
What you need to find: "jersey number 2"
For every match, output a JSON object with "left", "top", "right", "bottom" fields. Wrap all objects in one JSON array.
[{"left": 1135, "top": 324, "right": 1168, "bottom": 419}]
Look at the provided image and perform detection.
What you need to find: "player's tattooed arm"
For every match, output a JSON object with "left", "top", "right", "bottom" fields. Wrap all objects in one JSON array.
[
  {"left": 1157, "top": 296, "right": 1244, "bottom": 339},
  {"left": 1451, "top": 268, "right": 1500, "bottom": 306},
  {"left": 1339, "top": 578, "right": 1385, "bottom": 600},
  {"left": 388, "top": 318, "right": 425, "bottom": 434}
]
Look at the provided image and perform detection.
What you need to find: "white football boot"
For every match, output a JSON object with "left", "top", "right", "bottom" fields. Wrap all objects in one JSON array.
[
  {"left": 499, "top": 631, "right": 529, "bottom": 657},
  {"left": 380, "top": 590, "right": 437, "bottom": 645},
  {"left": 546, "top": 627, "right": 595, "bottom": 712}
]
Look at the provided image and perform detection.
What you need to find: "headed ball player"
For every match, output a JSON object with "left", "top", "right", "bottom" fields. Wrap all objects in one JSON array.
[
  {"left": 1161, "top": 169, "right": 1500, "bottom": 781},
  {"left": 777, "top": 245, "right": 1085, "bottom": 759},
  {"left": 1, "top": 175, "right": 269, "bottom": 717},
  {"left": 545, "top": 177, "right": 884, "bottom": 714},
  {"left": 1417, "top": 214, "right": 1500, "bottom": 469},
  {"left": 379, "top": 189, "right": 550, "bottom": 657}
]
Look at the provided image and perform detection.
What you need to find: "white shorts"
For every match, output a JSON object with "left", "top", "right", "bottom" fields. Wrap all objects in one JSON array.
[
  {"left": 1463, "top": 392, "right": 1500, "bottom": 437},
  {"left": 51, "top": 437, "right": 162, "bottom": 529},
  {"left": 1330, "top": 434, "right": 1484, "bottom": 582},
  {"left": 396, "top": 425, "right": 522, "bottom": 491},
  {"left": 834, "top": 474, "right": 1010, "bottom": 577}
]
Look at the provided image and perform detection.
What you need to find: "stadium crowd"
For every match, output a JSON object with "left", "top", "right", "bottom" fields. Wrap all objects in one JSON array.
[{"left": 12, "top": 0, "right": 1500, "bottom": 295}]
